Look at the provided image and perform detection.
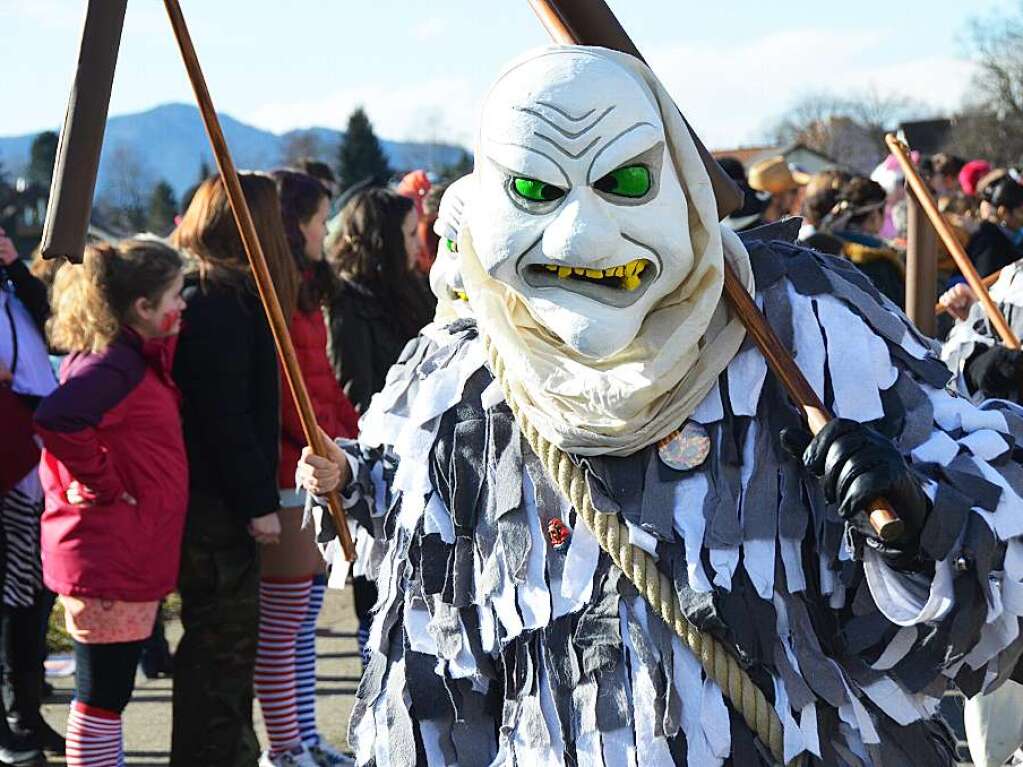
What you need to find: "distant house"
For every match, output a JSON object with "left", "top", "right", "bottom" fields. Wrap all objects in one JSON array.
[
  {"left": 0, "top": 178, "right": 48, "bottom": 257},
  {"left": 897, "top": 118, "right": 954, "bottom": 156},
  {"left": 712, "top": 142, "right": 840, "bottom": 174},
  {"left": 0, "top": 176, "right": 129, "bottom": 258}
]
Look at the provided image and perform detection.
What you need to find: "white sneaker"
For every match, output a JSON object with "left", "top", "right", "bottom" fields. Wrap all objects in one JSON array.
[
  {"left": 259, "top": 746, "right": 319, "bottom": 767},
  {"left": 307, "top": 737, "right": 355, "bottom": 766}
]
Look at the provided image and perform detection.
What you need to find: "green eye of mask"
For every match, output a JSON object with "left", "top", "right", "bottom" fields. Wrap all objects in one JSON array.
[
  {"left": 513, "top": 177, "right": 566, "bottom": 202},
  {"left": 594, "top": 165, "right": 652, "bottom": 198}
]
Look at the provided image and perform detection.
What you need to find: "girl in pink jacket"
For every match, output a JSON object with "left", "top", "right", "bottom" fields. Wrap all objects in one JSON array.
[{"left": 35, "top": 240, "right": 186, "bottom": 767}]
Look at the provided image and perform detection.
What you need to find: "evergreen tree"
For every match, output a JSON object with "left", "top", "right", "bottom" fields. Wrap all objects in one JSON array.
[
  {"left": 337, "top": 107, "right": 391, "bottom": 192},
  {"left": 28, "top": 131, "right": 59, "bottom": 188},
  {"left": 439, "top": 150, "right": 474, "bottom": 183},
  {"left": 146, "top": 180, "right": 178, "bottom": 235}
]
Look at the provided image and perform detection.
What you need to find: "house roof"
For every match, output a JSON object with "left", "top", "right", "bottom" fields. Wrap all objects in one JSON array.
[
  {"left": 897, "top": 118, "right": 954, "bottom": 156},
  {"left": 711, "top": 145, "right": 779, "bottom": 166},
  {"left": 712, "top": 142, "right": 838, "bottom": 169}
]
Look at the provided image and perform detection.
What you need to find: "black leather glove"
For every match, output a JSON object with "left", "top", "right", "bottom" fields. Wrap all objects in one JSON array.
[
  {"left": 965, "top": 345, "right": 1023, "bottom": 400},
  {"left": 780, "top": 419, "right": 930, "bottom": 553}
]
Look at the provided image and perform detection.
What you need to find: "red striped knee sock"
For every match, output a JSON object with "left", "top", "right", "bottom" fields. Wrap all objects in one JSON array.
[
  {"left": 255, "top": 577, "right": 313, "bottom": 756},
  {"left": 65, "top": 700, "right": 122, "bottom": 767}
]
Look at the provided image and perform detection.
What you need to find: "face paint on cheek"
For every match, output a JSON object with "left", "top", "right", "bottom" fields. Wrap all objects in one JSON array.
[{"left": 159, "top": 309, "right": 181, "bottom": 335}]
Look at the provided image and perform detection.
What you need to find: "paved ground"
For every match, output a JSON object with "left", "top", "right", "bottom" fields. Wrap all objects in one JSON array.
[
  {"left": 41, "top": 587, "right": 362, "bottom": 766},
  {"left": 36, "top": 586, "right": 983, "bottom": 766}
]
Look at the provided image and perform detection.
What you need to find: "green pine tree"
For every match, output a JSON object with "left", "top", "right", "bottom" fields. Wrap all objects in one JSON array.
[
  {"left": 439, "top": 150, "right": 474, "bottom": 183},
  {"left": 28, "top": 131, "right": 59, "bottom": 188},
  {"left": 337, "top": 107, "right": 391, "bottom": 193},
  {"left": 146, "top": 180, "right": 178, "bottom": 235}
]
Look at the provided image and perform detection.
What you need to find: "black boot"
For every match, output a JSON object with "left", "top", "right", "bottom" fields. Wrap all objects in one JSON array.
[
  {"left": 139, "top": 613, "right": 173, "bottom": 680},
  {"left": 0, "top": 705, "right": 44, "bottom": 767},
  {"left": 0, "top": 745, "right": 46, "bottom": 767},
  {"left": 5, "top": 674, "right": 62, "bottom": 757}
]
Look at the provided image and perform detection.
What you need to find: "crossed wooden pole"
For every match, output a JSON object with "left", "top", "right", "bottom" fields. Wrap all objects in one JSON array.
[
  {"left": 530, "top": 0, "right": 902, "bottom": 541},
  {"left": 40, "top": 0, "right": 902, "bottom": 558},
  {"left": 886, "top": 134, "right": 1019, "bottom": 349},
  {"left": 41, "top": 0, "right": 356, "bottom": 561}
]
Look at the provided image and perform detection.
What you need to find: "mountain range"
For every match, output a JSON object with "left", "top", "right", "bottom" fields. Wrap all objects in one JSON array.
[{"left": 0, "top": 103, "right": 469, "bottom": 200}]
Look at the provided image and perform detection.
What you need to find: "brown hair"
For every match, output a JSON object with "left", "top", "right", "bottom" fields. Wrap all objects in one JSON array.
[
  {"left": 931, "top": 153, "right": 965, "bottom": 180},
  {"left": 327, "top": 187, "right": 432, "bottom": 337},
  {"left": 836, "top": 176, "right": 887, "bottom": 228},
  {"left": 28, "top": 247, "right": 65, "bottom": 293},
  {"left": 171, "top": 173, "right": 299, "bottom": 322},
  {"left": 272, "top": 169, "right": 335, "bottom": 314},
  {"left": 48, "top": 239, "right": 183, "bottom": 353}
]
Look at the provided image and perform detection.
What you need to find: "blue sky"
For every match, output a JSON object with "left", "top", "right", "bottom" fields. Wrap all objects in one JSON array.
[{"left": 0, "top": 0, "right": 1002, "bottom": 150}]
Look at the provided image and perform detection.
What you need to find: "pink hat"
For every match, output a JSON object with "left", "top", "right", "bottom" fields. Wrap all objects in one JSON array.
[
  {"left": 870, "top": 150, "right": 921, "bottom": 195},
  {"left": 959, "top": 160, "right": 991, "bottom": 196}
]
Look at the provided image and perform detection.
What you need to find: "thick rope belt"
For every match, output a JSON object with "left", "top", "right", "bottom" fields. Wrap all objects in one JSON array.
[{"left": 483, "top": 335, "right": 790, "bottom": 765}]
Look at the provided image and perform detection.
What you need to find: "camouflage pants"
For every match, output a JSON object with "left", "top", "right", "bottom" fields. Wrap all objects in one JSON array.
[{"left": 171, "top": 495, "right": 261, "bottom": 766}]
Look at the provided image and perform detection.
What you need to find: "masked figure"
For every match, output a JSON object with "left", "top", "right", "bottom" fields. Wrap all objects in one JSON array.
[
  {"left": 307, "top": 47, "right": 1023, "bottom": 766},
  {"left": 430, "top": 175, "right": 473, "bottom": 324},
  {"left": 942, "top": 264, "right": 1023, "bottom": 404}
]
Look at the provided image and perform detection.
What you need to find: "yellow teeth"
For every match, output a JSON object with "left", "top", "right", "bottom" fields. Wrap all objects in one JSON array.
[{"left": 535, "top": 258, "right": 651, "bottom": 291}]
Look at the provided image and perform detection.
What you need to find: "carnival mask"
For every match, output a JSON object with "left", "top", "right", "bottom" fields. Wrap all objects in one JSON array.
[
  {"left": 430, "top": 175, "right": 471, "bottom": 306},
  {"left": 467, "top": 49, "right": 696, "bottom": 358}
]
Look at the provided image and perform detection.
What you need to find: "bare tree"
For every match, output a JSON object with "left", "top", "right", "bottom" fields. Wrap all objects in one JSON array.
[
  {"left": 765, "top": 87, "right": 926, "bottom": 171},
  {"left": 948, "top": 5, "right": 1023, "bottom": 164},
  {"left": 98, "top": 143, "right": 153, "bottom": 231},
  {"left": 280, "top": 131, "right": 327, "bottom": 168},
  {"left": 767, "top": 91, "right": 844, "bottom": 151}
]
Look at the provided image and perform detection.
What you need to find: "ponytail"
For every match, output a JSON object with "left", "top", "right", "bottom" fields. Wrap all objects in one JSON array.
[{"left": 48, "top": 239, "right": 182, "bottom": 353}]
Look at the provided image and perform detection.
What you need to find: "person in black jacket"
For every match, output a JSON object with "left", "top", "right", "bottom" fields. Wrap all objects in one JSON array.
[
  {"left": 324, "top": 188, "right": 435, "bottom": 664},
  {"left": 325, "top": 188, "right": 435, "bottom": 413},
  {"left": 169, "top": 174, "right": 299, "bottom": 767},
  {"left": 967, "top": 172, "right": 1023, "bottom": 278}
]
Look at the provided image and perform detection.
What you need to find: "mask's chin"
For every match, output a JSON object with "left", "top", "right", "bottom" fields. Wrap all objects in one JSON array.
[{"left": 525, "top": 296, "right": 643, "bottom": 359}]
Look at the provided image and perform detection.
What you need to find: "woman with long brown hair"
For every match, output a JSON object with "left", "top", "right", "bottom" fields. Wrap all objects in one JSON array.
[
  {"left": 326, "top": 187, "right": 435, "bottom": 413},
  {"left": 168, "top": 173, "right": 298, "bottom": 767},
  {"left": 253, "top": 169, "right": 356, "bottom": 767},
  {"left": 325, "top": 187, "right": 435, "bottom": 666}
]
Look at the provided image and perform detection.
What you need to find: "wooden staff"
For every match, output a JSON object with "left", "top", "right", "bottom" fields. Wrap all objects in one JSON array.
[
  {"left": 935, "top": 268, "right": 1002, "bottom": 316},
  {"left": 885, "top": 134, "right": 1020, "bottom": 349},
  {"left": 525, "top": 0, "right": 742, "bottom": 221},
  {"left": 163, "top": 0, "right": 355, "bottom": 561},
  {"left": 529, "top": 0, "right": 902, "bottom": 541}
]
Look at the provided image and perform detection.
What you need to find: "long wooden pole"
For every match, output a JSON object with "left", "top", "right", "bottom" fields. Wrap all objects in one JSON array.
[
  {"left": 529, "top": 0, "right": 902, "bottom": 542},
  {"left": 885, "top": 134, "right": 1019, "bottom": 349},
  {"left": 905, "top": 189, "right": 937, "bottom": 335},
  {"left": 525, "top": 0, "right": 742, "bottom": 221},
  {"left": 163, "top": 0, "right": 355, "bottom": 561}
]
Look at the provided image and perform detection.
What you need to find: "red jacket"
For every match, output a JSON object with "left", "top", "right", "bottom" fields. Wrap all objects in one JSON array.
[
  {"left": 35, "top": 329, "right": 187, "bottom": 602},
  {"left": 279, "top": 309, "right": 359, "bottom": 489}
]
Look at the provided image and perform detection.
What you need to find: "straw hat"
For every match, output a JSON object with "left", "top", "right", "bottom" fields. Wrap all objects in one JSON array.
[{"left": 748, "top": 156, "right": 810, "bottom": 194}]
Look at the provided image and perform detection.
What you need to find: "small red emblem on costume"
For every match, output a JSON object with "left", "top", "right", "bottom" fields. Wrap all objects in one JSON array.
[{"left": 547, "top": 517, "right": 571, "bottom": 549}]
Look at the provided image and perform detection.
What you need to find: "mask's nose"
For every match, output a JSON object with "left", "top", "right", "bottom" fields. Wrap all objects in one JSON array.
[{"left": 542, "top": 189, "right": 619, "bottom": 263}]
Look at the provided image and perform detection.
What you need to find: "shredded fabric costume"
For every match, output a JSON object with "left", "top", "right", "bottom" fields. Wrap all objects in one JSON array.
[
  {"left": 306, "top": 45, "right": 1023, "bottom": 767},
  {"left": 942, "top": 261, "right": 1023, "bottom": 401},
  {"left": 314, "top": 222, "right": 1023, "bottom": 766}
]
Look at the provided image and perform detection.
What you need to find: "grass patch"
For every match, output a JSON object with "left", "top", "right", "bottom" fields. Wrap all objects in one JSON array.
[{"left": 46, "top": 602, "right": 72, "bottom": 654}]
